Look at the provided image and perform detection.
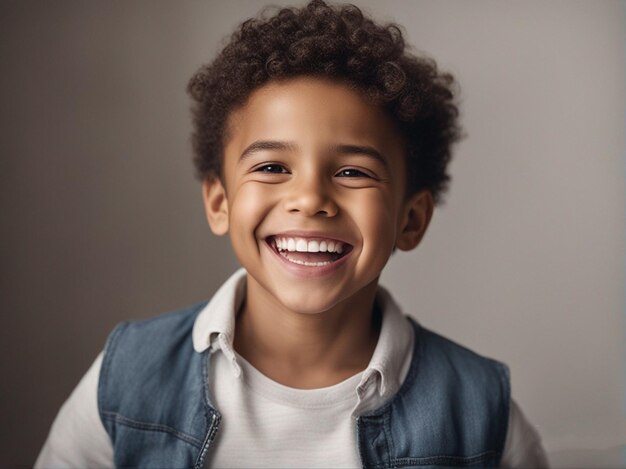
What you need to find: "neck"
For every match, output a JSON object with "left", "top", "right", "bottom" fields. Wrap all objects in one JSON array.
[{"left": 233, "top": 276, "right": 381, "bottom": 389}]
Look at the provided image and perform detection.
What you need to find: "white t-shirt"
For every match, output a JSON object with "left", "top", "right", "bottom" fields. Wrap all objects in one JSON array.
[{"left": 35, "top": 269, "right": 549, "bottom": 468}]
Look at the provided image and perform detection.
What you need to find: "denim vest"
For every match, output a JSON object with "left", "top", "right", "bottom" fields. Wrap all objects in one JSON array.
[{"left": 98, "top": 302, "right": 510, "bottom": 468}]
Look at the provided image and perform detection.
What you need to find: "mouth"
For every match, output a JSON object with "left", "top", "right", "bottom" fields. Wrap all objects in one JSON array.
[{"left": 266, "top": 235, "right": 353, "bottom": 267}]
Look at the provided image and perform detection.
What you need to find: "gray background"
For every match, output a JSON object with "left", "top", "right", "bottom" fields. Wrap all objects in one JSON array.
[{"left": 1, "top": 1, "right": 624, "bottom": 467}]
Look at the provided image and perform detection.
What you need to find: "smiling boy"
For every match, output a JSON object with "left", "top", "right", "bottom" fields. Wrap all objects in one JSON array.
[
  {"left": 209, "top": 77, "right": 424, "bottom": 393},
  {"left": 36, "top": 1, "right": 548, "bottom": 468}
]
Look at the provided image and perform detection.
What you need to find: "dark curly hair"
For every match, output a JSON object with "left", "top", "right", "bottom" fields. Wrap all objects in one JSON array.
[{"left": 187, "top": 0, "right": 461, "bottom": 204}]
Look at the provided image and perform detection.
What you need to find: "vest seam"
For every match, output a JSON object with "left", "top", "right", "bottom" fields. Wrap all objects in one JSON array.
[
  {"left": 493, "top": 359, "right": 511, "bottom": 466},
  {"left": 382, "top": 409, "right": 394, "bottom": 466},
  {"left": 390, "top": 449, "right": 499, "bottom": 466},
  {"left": 100, "top": 410, "right": 203, "bottom": 448},
  {"left": 195, "top": 348, "right": 221, "bottom": 469},
  {"left": 195, "top": 412, "right": 221, "bottom": 469},
  {"left": 97, "top": 321, "right": 129, "bottom": 440},
  {"left": 355, "top": 417, "right": 366, "bottom": 468}
]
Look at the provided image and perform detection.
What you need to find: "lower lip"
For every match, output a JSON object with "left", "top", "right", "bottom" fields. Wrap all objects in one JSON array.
[{"left": 264, "top": 240, "right": 352, "bottom": 278}]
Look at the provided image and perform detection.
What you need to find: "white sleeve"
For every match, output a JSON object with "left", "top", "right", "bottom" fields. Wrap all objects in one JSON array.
[
  {"left": 34, "top": 352, "right": 115, "bottom": 469},
  {"left": 500, "top": 398, "right": 550, "bottom": 468}
]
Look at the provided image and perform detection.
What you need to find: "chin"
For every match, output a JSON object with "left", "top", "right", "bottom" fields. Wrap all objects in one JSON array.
[{"left": 277, "top": 294, "right": 340, "bottom": 315}]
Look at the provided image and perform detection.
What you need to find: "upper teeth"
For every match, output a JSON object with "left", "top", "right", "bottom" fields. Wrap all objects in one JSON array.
[{"left": 274, "top": 237, "right": 345, "bottom": 254}]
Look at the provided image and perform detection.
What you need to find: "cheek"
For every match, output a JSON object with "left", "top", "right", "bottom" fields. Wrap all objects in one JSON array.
[
  {"left": 231, "top": 184, "right": 266, "bottom": 214},
  {"left": 350, "top": 191, "right": 398, "bottom": 252},
  {"left": 228, "top": 183, "right": 277, "bottom": 241}
]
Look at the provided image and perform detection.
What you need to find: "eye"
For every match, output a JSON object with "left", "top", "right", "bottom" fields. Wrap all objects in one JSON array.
[
  {"left": 335, "top": 168, "right": 371, "bottom": 178},
  {"left": 254, "top": 163, "right": 288, "bottom": 174}
]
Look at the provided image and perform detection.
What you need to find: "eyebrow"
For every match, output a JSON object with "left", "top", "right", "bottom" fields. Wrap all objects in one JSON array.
[
  {"left": 239, "top": 140, "right": 388, "bottom": 167},
  {"left": 239, "top": 140, "right": 297, "bottom": 161},
  {"left": 331, "top": 144, "right": 388, "bottom": 168}
]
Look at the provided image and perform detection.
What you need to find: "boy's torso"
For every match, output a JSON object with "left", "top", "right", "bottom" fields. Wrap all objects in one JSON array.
[{"left": 98, "top": 270, "right": 510, "bottom": 468}]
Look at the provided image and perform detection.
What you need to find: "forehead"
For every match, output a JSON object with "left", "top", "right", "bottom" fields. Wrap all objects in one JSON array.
[{"left": 224, "top": 77, "right": 406, "bottom": 163}]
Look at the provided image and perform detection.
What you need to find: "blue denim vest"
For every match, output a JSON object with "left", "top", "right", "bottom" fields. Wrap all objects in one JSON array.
[{"left": 98, "top": 302, "right": 510, "bottom": 468}]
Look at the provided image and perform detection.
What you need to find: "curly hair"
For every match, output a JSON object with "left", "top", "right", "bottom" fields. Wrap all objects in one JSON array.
[{"left": 187, "top": 0, "right": 461, "bottom": 203}]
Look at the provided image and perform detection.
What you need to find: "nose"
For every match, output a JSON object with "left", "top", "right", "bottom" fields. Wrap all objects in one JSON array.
[{"left": 283, "top": 171, "right": 338, "bottom": 217}]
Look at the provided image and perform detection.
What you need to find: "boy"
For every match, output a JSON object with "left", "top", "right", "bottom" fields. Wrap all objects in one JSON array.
[{"left": 36, "top": 1, "right": 548, "bottom": 467}]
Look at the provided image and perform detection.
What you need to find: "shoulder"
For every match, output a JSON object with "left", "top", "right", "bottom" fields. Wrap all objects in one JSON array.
[
  {"left": 98, "top": 301, "right": 209, "bottom": 414},
  {"left": 392, "top": 320, "right": 510, "bottom": 431},
  {"left": 97, "top": 302, "right": 216, "bottom": 461},
  {"left": 106, "top": 301, "right": 208, "bottom": 346},
  {"left": 362, "top": 320, "right": 512, "bottom": 464},
  {"left": 102, "top": 301, "right": 208, "bottom": 365},
  {"left": 102, "top": 299, "right": 208, "bottom": 362},
  {"left": 411, "top": 321, "right": 510, "bottom": 388}
]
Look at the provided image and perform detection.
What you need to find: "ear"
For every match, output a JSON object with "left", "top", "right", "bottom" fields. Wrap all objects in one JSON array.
[
  {"left": 202, "top": 176, "right": 229, "bottom": 236},
  {"left": 395, "top": 190, "right": 434, "bottom": 251}
]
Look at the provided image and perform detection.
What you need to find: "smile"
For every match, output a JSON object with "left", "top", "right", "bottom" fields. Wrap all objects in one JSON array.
[{"left": 267, "top": 235, "right": 353, "bottom": 267}]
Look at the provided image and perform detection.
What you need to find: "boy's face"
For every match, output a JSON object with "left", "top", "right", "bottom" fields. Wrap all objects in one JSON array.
[{"left": 203, "top": 77, "right": 432, "bottom": 315}]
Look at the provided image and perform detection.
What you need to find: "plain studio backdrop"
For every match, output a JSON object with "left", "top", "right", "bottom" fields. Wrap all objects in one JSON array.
[{"left": 1, "top": 1, "right": 624, "bottom": 467}]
